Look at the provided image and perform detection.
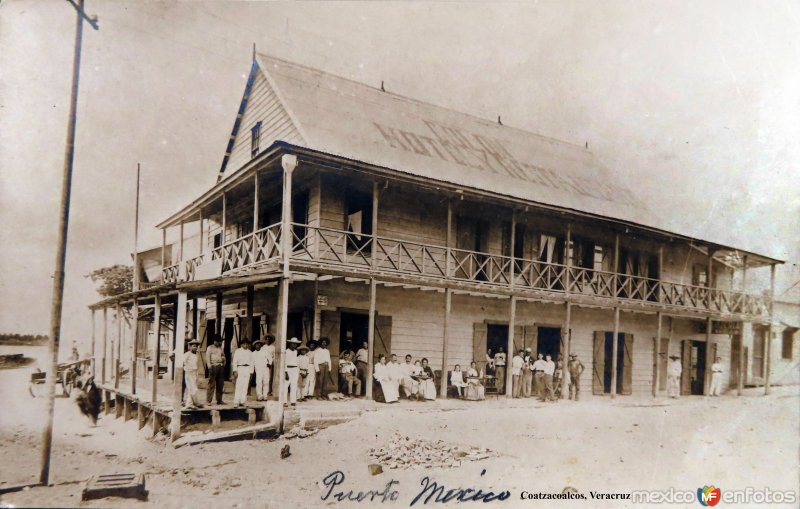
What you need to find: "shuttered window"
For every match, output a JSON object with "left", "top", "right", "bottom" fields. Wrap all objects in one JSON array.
[{"left": 250, "top": 121, "right": 262, "bottom": 158}]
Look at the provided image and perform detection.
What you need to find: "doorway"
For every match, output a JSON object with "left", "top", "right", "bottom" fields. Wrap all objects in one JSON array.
[
  {"left": 682, "top": 340, "right": 707, "bottom": 395},
  {"left": 486, "top": 324, "right": 509, "bottom": 357},
  {"left": 223, "top": 317, "right": 235, "bottom": 379},
  {"left": 339, "top": 312, "right": 369, "bottom": 358},
  {"left": 287, "top": 311, "right": 304, "bottom": 343},
  {"left": 537, "top": 326, "right": 561, "bottom": 359}
]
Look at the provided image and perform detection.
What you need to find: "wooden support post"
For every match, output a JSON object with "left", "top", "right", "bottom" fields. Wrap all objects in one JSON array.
[
  {"left": 102, "top": 307, "right": 107, "bottom": 384},
  {"left": 611, "top": 306, "right": 620, "bottom": 399},
  {"left": 564, "top": 223, "right": 571, "bottom": 294},
  {"left": 91, "top": 309, "right": 96, "bottom": 376},
  {"left": 221, "top": 193, "right": 227, "bottom": 243},
  {"left": 706, "top": 248, "right": 715, "bottom": 309},
  {"left": 738, "top": 255, "right": 748, "bottom": 395},
  {"left": 366, "top": 278, "right": 377, "bottom": 399},
  {"left": 614, "top": 233, "right": 622, "bottom": 296},
  {"left": 657, "top": 246, "right": 664, "bottom": 303},
  {"left": 104, "top": 390, "right": 111, "bottom": 415},
  {"left": 161, "top": 228, "right": 166, "bottom": 275},
  {"left": 115, "top": 303, "right": 122, "bottom": 389},
  {"left": 137, "top": 403, "right": 145, "bottom": 429},
  {"left": 131, "top": 299, "right": 138, "bottom": 395},
  {"left": 281, "top": 154, "right": 295, "bottom": 276},
  {"left": 246, "top": 285, "right": 254, "bottom": 341},
  {"left": 653, "top": 312, "right": 662, "bottom": 397},
  {"left": 506, "top": 296, "right": 516, "bottom": 399},
  {"left": 115, "top": 395, "right": 123, "bottom": 419},
  {"left": 252, "top": 172, "right": 259, "bottom": 262},
  {"left": 211, "top": 410, "right": 221, "bottom": 430},
  {"left": 179, "top": 221, "right": 184, "bottom": 264},
  {"left": 510, "top": 210, "right": 516, "bottom": 288},
  {"left": 705, "top": 316, "right": 713, "bottom": 395},
  {"left": 766, "top": 263, "right": 776, "bottom": 395},
  {"left": 445, "top": 200, "right": 453, "bottom": 278},
  {"left": 152, "top": 294, "right": 161, "bottom": 404},
  {"left": 276, "top": 278, "right": 289, "bottom": 410},
  {"left": 192, "top": 298, "right": 198, "bottom": 341},
  {"left": 215, "top": 292, "right": 223, "bottom": 342},
  {"left": 562, "top": 302, "right": 571, "bottom": 399},
  {"left": 371, "top": 181, "right": 379, "bottom": 270},
  {"left": 440, "top": 288, "right": 452, "bottom": 397},
  {"left": 170, "top": 291, "right": 188, "bottom": 441},
  {"left": 199, "top": 210, "right": 204, "bottom": 256}
]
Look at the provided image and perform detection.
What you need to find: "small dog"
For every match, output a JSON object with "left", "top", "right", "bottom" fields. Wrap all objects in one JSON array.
[{"left": 74, "top": 375, "right": 102, "bottom": 426}]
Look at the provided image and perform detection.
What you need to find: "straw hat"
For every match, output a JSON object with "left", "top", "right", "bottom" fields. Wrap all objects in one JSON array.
[{"left": 287, "top": 337, "right": 301, "bottom": 345}]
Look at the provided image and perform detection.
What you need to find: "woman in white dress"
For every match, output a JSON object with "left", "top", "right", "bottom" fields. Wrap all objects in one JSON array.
[
  {"left": 466, "top": 361, "right": 485, "bottom": 400},
  {"left": 373, "top": 354, "right": 399, "bottom": 403},
  {"left": 418, "top": 358, "right": 438, "bottom": 401},
  {"left": 450, "top": 364, "right": 468, "bottom": 398}
]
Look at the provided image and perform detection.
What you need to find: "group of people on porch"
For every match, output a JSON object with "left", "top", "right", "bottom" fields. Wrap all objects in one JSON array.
[{"left": 181, "top": 333, "right": 586, "bottom": 408}]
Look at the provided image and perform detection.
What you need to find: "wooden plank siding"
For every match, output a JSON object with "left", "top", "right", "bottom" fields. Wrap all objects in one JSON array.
[{"left": 225, "top": 70, "right": 304, "bottom": 177}]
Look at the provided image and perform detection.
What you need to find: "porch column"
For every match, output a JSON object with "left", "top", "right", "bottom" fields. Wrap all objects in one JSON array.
[
  {"left": 440, "top": 288, "right": 452, "bottom": 397},
  {"left": 199, "top": 210, "right": 204, "bottom": 256},
  {"left": 738, "top": 256, "right": 748, "bottom": 396},
  {"left": 161, "top": 228, "right": 166, "bottom": 278},
  {"left": 276, "top": 155, "right": 297, "bottom": 414},
  {"left": 445, "top": 200, "right": 453, "bottom": 279},
  {"left": 179, "top": 221, "right": 184, "bottom": 263},
  {"left": 131, "top": 298, "right": 138, "bottom": 395},
  {"left": 564, "top": 223, "right": 571, "bottom": 294},
  {"left": 611, "top": 306, "right": 620, "bottom": 399},
  {"left": 221, "top": 193, "right": 227, "bottom": 244},
  {"left": 506, "top": 296, "right": 516, "bottom": 399},
  {"left": 192, "top": 298, "right": 199, "bottom": 342},
  {"left": 115, "top": 302, "right": 122, "bottom": 389},
  {"left": 367, "top": 278, "right": 377, "bottom": 399},
  {"left": 246, "top": 285, "right": 255, "bottom": 341},
  {"left": 657, "top": 246, "right": 664, "bottom": 304},
  {"left": 613, "top": 233, "right": 620, "bottom": 297},
  {"left": 215, "top": 292, "right": 223, "bottom": 342},
  {"left": 653, "top": 312, "right": 662, "bottom": 397},
  {"left": 152, "top": 294, "right": 161, "bottom": 403},
  {"left": 170, "top": 291, "right": 188, "bottom": 441},
  {"left": 704, "top": 316, "right": 712, "bottom": 394},
  {"left": 252, "top": 173, "right": 259, "bottom": 262},
  {"left": 562, "top": 302, "right": 572, "bottom": 399},
  {"left": 91, "top": 309, "right": 96, "bottom": 377},
  {"left": 371, "top": 181, "right": 379, "bottom": 269},
  {"left": 102, "top": 307, "right": 108, "bottom": 384},
  {"left": 766, "top": 263, "right": 776, "bottom": 395}
]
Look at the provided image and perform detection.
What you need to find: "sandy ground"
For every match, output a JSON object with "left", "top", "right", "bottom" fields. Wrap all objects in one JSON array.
[{"left": 1, "top": 384, "right": 798, "bottom": 509}]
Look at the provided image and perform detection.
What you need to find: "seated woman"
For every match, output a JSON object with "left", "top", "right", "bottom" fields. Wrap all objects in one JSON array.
[
  {"left": 373, "top": 354, "right": 399, "bottom": 403},
  {"left": 465, "top": 361, "right": 485, "bottom": 400},
  {"left": 416, "top": 358, "right": 437, "bottom": 401},
  {"left": 450, "top": 364, "right": 468, "bottom": 398}
]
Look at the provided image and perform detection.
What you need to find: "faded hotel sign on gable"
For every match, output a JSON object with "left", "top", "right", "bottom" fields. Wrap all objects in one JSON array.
[{"left": 373, "top": 120, "right": 641, "bottom": 208}]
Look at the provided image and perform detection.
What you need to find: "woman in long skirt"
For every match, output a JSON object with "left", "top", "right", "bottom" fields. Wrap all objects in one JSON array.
[
  {"left": 374, "top": 354, "right": 399, "bottom": 403},
  {"left": 418, "top": 358, "right": 437, "bottom": 400}
]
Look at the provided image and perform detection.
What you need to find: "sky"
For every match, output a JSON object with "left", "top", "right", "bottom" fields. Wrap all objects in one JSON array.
[{"left": 1, "top": 1, "right": 798, "bottom": 349}]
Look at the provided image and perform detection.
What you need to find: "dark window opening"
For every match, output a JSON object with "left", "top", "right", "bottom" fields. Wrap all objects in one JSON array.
[
  {"left": 250, "top": 121, "right": 262, "bottom": 158},
  {"left": 292, "top": 190, "right": 310, "bottom": 250},
  {"left": 782, "top": 328, "right": 796, "bottom": 360},
  {"left": 213, "top": 232, "right": 223, "bottom": 250},
  {"left": 603, "top": 332, "right": 625, "bottom": 394},
  {"left": 346, "top": 191, "right": 373, "bottom": 251}
]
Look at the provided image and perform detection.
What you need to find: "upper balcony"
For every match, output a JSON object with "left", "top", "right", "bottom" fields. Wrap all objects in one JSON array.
[{"left": 161, "top": 222, "right": 770, "bottom": 319}]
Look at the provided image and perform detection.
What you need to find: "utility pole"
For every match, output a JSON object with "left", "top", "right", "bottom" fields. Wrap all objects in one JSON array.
[{"left": 40, "top": 0, "right": 98, "bottom": 487}]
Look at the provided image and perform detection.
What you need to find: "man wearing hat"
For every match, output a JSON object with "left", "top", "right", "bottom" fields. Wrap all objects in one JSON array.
[
  {"left": 297, "top": 344, "right": 310, "bottom": 400},
  {"left": 252, "top": 339, "right": 270, "bottom": 401},
  {"left": 285, "top": 337, "right": 301, "bottom": 405},
  {"left": 183, "top": 339, "right": 203, "bottom": 408},
  {"left": 568, "top": 353, "right": 585, "bottom": 401},
  {"left": 206, "top": 335, "right": 226, "bottom": 405},
  {"left": 232, "top": 340, "right": 254, "bottom": 406},
  {"left": 301, "top": 340, "right": 317, "bottom": 400},
  {"left": 667, "top": 354, "right": 682, "bottom": 398},
  {"left": 314, "top": 337, "right": 332, "bottom": 399}
]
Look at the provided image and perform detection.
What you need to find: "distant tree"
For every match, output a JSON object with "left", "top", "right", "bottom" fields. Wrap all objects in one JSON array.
[{"left": 86, "top": 264, "right": 133, "bottom": 297}]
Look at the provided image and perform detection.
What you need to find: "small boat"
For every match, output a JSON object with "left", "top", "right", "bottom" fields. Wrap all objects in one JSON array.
[{"left": 0, "top": 353, "right": 34, "bottom": 369}]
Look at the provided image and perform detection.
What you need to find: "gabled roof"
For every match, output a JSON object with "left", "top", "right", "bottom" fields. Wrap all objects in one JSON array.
[{"left": 241, "top": 53, "right": 654, "bottom": 227}]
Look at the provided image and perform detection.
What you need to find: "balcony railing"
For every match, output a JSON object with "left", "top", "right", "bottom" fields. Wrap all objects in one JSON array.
[{"left": 160, "top": 223, "right": 768, "bottom": 317}]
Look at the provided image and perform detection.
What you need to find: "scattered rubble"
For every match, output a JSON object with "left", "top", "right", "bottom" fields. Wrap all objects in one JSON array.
[
  {"left": 368, "top": 434, "right": 497, "bottom": 470},
  {"left": 282, "top": 426, "right": 319, "bottom": 439}
]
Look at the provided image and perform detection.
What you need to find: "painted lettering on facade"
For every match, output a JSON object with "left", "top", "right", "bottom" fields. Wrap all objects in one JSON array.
[{"left": 373, "top": 120, "right": 642, "bottom": 209}]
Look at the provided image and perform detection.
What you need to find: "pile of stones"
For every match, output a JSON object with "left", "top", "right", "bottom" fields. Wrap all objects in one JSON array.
[{"left": 368, "top": 434, "right": 495, "bottom": 470}]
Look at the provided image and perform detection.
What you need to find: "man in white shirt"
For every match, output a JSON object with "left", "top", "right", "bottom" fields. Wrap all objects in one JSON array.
[
  {"left": 539, "top": 354, "right": 556, "bottom": 402},
  {"left": 314, "top": 337, "right": 332, "bottom": 399},
  {"left": 400, "top": 354, "right": 420, "bottom": 399},
  {"left": 709, "top": 356, "right": 724, "bottom": 397},
  {"left": 302, "top": 340, "right": 317, "bottom": 400},
  {"left": 232, "top": 340, "right": 254, "bottom": 406},
  {"left": 511, "top": 349, "right": 525, "bottom": 398},
  {"left": 252, "top": 339, "right": 270, "bottom": 401},
  {"left": 338, "top": 352, "right": 361, "bottom": 397},
  {"left": 388, "top": 354, "right": 404, "bottom": 389},
  {"left": 667, "top": 355, "right": 682, "bottom": 398},
  {"left": 532, "top": 353, "right": 547, "bottom": 399},
  {"left": 183, "top": 339, "right": 203, "bottom": 408},
  {"left": 284, "top": 337, "right": 301, "bottom": 405},
  {"left": 262, "top": 335, "right": 276, "bottom": 397},
  {"left": 355, "top": 341, "right": 369, "bottom": 397}
]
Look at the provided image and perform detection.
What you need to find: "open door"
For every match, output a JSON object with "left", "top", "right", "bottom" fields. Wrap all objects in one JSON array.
[
  {"left": 681, "top": 340, "right": 691, "bottom": 395},
  {"left": 730, "top": 334, "right": 741, "bottom": 389},
  {"left": 621, "top": 334, "right": 633, "bottom": 395},
  {"left": 593, "top": 331, "right": 605, "bottom": 395},
  {"left": 473, "top": 322, "right": 488, "bottom": 374}
]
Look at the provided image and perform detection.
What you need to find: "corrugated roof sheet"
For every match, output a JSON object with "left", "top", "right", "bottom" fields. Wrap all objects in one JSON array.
[{"left": 255, "top": 53, "right": 656, "bottom": 227}]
